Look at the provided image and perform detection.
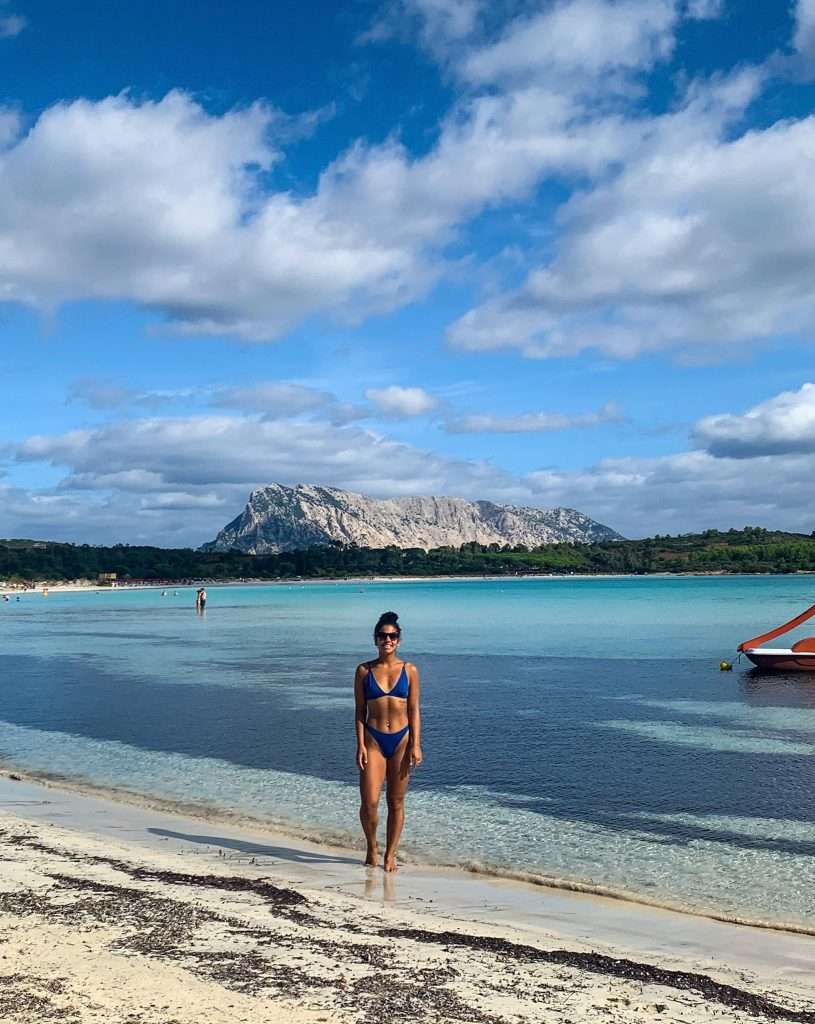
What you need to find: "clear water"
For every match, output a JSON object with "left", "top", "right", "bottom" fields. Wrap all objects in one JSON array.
[{"left": 2, "top": 575, "right": 815, "bottom": 927}]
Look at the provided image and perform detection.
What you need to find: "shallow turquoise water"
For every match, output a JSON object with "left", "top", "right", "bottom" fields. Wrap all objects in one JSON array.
[{"left": 2, "top": 575, "right": 815, "bottom": 926}]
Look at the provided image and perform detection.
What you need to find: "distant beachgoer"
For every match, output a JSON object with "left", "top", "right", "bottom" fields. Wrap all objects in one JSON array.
[
  {"left": 354, "top": 611, "right": 422, "bottom": 873},
  {"left": 195, "top": 587, "right": 207, "bottom": 612}
]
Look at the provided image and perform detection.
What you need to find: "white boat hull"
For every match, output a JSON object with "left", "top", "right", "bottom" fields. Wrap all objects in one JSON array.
[{"left": 743, "top": 647, "right": 815, "bottom": 671}]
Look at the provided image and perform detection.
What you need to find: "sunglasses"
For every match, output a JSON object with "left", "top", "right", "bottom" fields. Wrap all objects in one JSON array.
[{"left": 375, "top": 631, "right": 400, "bottom": 642}]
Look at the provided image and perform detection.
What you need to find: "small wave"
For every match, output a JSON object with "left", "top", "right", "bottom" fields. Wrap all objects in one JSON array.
[{"left": 2, "top": 761, "right": 814, "bottom": 939}]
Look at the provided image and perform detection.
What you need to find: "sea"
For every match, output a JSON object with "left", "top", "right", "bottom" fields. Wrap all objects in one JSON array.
[{"left": 2, "top": 574, "right": 815, "bottom": 929}]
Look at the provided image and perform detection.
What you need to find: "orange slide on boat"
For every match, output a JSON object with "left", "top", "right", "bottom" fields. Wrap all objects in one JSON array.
[{"left": 738, "top": 601, "right": 815, "bottom": 670}]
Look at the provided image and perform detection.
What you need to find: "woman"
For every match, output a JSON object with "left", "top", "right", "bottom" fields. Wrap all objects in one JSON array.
[{"left": 354, "top": 610, "right": 422, "bottom": 872}]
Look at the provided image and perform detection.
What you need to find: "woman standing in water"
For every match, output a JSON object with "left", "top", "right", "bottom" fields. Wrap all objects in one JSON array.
[{"left": 355, "top": 611, "right": 422, "bottom": 872}]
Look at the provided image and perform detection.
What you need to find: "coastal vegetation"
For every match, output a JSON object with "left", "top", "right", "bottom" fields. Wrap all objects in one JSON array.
[{"left": 3, "top": 527, "right": 815, "bottom": 582}]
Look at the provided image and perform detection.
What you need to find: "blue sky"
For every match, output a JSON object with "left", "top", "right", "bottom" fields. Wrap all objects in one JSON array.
[{"left": 3, "top": 0, "right": 815, "bottom": 545}]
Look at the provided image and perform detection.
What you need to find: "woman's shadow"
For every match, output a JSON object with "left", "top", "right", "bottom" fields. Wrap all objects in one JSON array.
[{"left": 148, "top": 827, "right": 360, "bottom": 865}]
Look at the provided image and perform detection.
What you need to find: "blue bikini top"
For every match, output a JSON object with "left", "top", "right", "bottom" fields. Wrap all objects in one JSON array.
[{"left": 365, "top": 663, "right": 409, "bottom": 701}]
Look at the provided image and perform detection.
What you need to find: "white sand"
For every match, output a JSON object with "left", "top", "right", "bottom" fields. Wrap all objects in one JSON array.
[{"left": 0, "top": 772, "right": 813, "bottom": 1023}]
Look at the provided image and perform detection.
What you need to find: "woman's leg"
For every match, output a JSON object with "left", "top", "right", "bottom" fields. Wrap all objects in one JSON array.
[
  {"left": 383, "top": 735, "right": 411, "bottom": 872},
  {"left": 359, "top": 739, "right": 387, "bottom": 866}
]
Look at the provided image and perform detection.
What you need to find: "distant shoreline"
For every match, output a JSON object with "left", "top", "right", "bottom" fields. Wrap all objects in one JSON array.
[
  {"left": 4, "top": 528, "right": 815, "bottom": 582},
  {"left": 5, "top": 569, "right": 815, "bottom": 594}
]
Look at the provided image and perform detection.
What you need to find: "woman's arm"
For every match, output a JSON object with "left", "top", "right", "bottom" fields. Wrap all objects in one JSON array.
[
  {"left": 407, "top": 663, "right": 423, "bottom": 767},
  {"left": 354, "top": 664, "right": 368, "bottom": 771}
]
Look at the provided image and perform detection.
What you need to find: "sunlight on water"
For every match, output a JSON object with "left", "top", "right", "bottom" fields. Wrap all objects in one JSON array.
[
  {"left": 1, "top": 720, "right": 814, "bottom": 926},
  {"left": 622, "top": 698, "right": 815, "bottom": 731},
  {"left": 600, "top": 719, "right": 815, "bottom": 755},
  {"left": 2, "top": 575, "right": 815, "bottom": 926},
  {"left": 630, "top": 811, "right": 815, "bottom": 843}
]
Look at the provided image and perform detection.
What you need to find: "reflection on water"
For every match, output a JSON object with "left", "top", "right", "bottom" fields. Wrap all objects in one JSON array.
[
  {"left": 364, "top": 869, "right": 397, "bottom": 903},
  {"left": 741, "top": 669, "right": 815, "bottom": 708}
]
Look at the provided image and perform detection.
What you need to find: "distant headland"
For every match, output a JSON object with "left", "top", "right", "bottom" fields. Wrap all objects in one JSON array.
[{"left": 202, "top": 482, "right": 622, "bottom": 554}]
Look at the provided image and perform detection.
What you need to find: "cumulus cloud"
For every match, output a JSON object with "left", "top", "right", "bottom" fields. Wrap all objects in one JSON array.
[
  {"left": 693, "top": 383, "right": 815, "bottom": 458},
  {"left": 0, "top": 109, "right": 20, "bottom": 147},
  {"left": 8, "top": 413, "right": 528, "bottom": 544},
  {"left": 448, "top": 66, "right": 815, "bottom": 362},
  {"left": 460, "top": 0, "right": 677, "bottom": 87},
  {"left": 0, "top": 0, "right": 696, "bottom": 343},
  {"left": 526, "top": 449, "right": 815, "bottom": 538},
  {"left": 0, "top": 0, "right": 800, "bottom": 363},
  {"left": 411, "top": 0, "right": 480, "bottom": 43},
  {"left": 359, "top": 0, "right": 480, "bottom": 56},
  {"left": 795, "top": 0, "right": 815, "bottom": 55},
  {"left": 0, "top": 88, "right": 622, "bottom": 340},
  {"left": 365, "top": 385, "right": 439, "bottom": 417},
  {"left": 445, "top": 401, "right": 622, "bottom": 433},
  {"left": 9, "top": 405, "right": 815, "bottom": 542},
  {"left": 10, "top": 378, "right": 815, "bottom": 542}
]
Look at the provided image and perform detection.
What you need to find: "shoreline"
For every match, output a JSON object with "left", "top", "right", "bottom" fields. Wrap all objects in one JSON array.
[
  {"left": 0, "top": 771, "right": 813, "bottom": 1023},
  {"left": 3, "top": 762, "right": 814, "bottom": 940},
  {"left": 5, "top": 569, "right": 814, "bottom": 594}
]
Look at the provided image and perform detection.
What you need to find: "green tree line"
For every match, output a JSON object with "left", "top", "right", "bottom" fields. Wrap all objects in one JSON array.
[{"left": 2, "top": 527, "right": 815, "bottom": 583}]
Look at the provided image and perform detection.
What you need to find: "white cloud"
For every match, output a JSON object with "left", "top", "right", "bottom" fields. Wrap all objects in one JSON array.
[
  {"left": 685, "top": 0, "right": 723, "bottom": 20},
  {"left": 364, "top": 385, "right": 439, "bottom": 417},
  {"left": 794, "top": 0, "right": 815, "bottom": 55},
  {"left": 526, "top": 448, "right": 815, "bottom": 537},
  {"left": 448, "top": 67, "right": 815, "bottom": 362},
  {"left": 67, "top": 378, "right": 196, "bottom": 410},
  {"left": 461, "top": 0, "right": 677, "bottom": 87},
  {"left": 9, "top": 382, "right": 815, "bottom": 542},
  {"left": 0, "top": 12, "right": 25, "bottom": 38},
  {"left": 0, "top": 0, "right": 692, "bottom": 343},
  {"left": 68, "top": 379, "right": 137, "bottom": 410},
  {"left": 445, "top": 401, "right": 622, "bottom": 433},
  {"left": 693, "top": 383, "right": 815, "bottom": 458},
  {"left": 212, "top": 382, "right": 335, "bottom": 417},
  {"left": 0, "top": 90, "right": 480, "bottom": 340},
  {"left": 0, "top": 88, "right": 624, "bottom": 341},
  {"left": 359, "top": 0, "right": 480, "bottom": 57},
  {"left": 0, "top": 108, "right": 20, "bottom": 147},
  {"left": 139, "top": 491, "right": 228, "bottom": 511},
  {"left": 67, "top": 377, "right": 335, "bottom": 417},
  {"left": 0, "top": 1, "right": 794, "bottom": 362},
  {"left": 412, "top": 0, "right": 480, "bottom": 41},
  {"left": 9, "top": 413, "right": 525, "bottom": 544}
]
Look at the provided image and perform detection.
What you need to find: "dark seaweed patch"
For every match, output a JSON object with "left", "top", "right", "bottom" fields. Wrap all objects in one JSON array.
[{"left": 381, "top": 927, "right": 815, "bottom": 1022}]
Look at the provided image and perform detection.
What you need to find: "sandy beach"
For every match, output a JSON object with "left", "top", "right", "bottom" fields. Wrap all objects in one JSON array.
[{"left": 0, "top": 772, "right": 812, "bottom": 1023}]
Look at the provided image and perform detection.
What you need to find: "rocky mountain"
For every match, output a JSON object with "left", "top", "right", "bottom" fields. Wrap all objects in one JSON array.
[{"left": 203, "top": 483, "right": 622, "bottom": 554}]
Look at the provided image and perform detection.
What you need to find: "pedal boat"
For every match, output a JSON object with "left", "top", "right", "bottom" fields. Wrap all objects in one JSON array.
[{"left": 739, "top": 602, "right": 815, "bottom": 671}]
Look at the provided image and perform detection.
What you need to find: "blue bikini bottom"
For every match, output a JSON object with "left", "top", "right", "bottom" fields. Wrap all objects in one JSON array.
[{"left": 365, "top": 723, "right": 409, "bottom": 759}]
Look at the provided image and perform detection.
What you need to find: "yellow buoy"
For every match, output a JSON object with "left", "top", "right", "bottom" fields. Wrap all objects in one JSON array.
[{"left": 719, "top": 660, "right": 733, "bottom": 671}]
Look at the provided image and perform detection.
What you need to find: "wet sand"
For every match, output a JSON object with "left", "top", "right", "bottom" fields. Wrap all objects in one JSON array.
[{"left": 0, "top": 771, "right": 813, "bottom": 1023}]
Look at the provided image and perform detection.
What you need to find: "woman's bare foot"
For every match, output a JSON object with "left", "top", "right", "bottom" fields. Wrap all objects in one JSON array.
[
  {"left": 365, "top": 845, "right": 378, "bottom": 867},
  {"left": 383, "top": 851, "right": 398, "bottom": 872}
]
